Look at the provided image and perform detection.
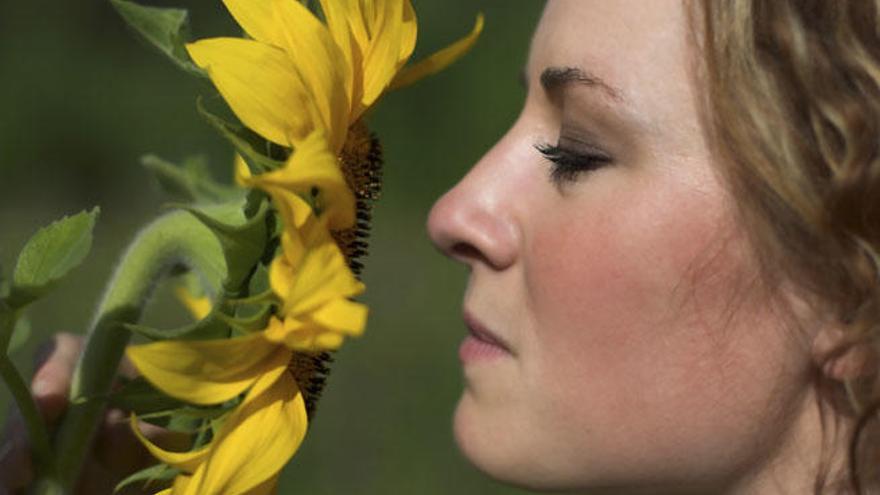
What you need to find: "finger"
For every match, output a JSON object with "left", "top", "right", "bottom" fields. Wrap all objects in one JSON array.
[
  {"left": 94, "top": 409, "right": 188, "bottom": 480},
  {"left": 117, "top": 354, "right": 140, "bottom": 382},
  {"left": 31, "top": 333, "right": 84, "bottom": 424},
  {"left": 94, "top": 409, "right": 147, "bottom": 475},
  {"left": 75, "top": 457, "right": 117, "bottom": 495}
]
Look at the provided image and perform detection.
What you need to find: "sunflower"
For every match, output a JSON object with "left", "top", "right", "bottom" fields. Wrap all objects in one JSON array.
[
  {"left": 193, "top": 0, "right": 483, "bottom": 272},
  {"left": 127, "top": 194, "right": 366, "bottom": 494},
  {"left": 132, "top": 350, "right": 301, "bottom": 495},
  {"left": 187, "top": 0, "right": 484, "bottom": 153},
  {"left": 124, "top": 2, "right": 482, "bottom": 492}
]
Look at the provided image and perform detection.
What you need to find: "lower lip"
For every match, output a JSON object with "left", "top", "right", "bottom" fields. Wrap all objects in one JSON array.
[{"left": 459, "top": 335, "right": 509, "bottom": 363}]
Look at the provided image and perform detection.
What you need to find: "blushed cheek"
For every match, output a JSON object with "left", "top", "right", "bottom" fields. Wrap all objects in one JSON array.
[
  {"left": 526, "top": 186, "right": 728, "bottom": 361},
  {"left": 521, "top": 183, "right": 806, "bottom": 477},
  {"left": 523, "top": 182, "right": 753, "bottom": 416}
]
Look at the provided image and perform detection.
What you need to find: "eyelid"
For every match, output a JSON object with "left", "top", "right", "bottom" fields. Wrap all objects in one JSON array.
[
  {"left": 535, "top": 139, "right": 614, "bottom": 187},
  {"left": 557, "top": 135, "right": 613, "bottom": 160}
]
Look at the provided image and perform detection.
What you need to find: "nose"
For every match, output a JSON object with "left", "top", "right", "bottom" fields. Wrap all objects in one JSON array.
[{"left": 427, "top": 144, "right": 520, "bottom": 271}]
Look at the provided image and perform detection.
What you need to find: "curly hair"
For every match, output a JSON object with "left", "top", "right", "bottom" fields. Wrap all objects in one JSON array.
[{"left": 698, "top": 1, "right": 880, "bottom": 493}]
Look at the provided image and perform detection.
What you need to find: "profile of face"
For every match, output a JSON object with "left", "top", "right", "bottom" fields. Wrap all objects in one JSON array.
[{"left": 428, "top": 1, "right": 822, "bottom": 493}]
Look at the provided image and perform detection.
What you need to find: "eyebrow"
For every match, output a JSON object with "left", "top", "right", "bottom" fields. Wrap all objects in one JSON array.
[{"left": 521, "top": 66, "right": 624, "bottom": 103}]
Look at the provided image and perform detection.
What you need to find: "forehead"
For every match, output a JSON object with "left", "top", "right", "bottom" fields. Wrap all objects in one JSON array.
[{"left": 528, "top": 0, "right": 700, "bottom": 139}]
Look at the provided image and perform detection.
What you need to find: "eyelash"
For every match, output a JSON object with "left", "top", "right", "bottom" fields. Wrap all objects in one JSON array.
[{"left": 535, "top": 142, "right": 614, "bottom": 185}]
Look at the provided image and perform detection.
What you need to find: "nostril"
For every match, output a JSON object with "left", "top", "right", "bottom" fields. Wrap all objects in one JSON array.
[{"left": 451, "top": 242, "right": 489, "bottom": 265}]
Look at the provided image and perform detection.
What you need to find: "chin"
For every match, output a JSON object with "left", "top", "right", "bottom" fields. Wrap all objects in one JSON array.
[
  {"left": 452, "top": 393, "right": 712, "bottom": 495},
  {"left": 452, "top": 393, "right": 565, "bottom": 492}
]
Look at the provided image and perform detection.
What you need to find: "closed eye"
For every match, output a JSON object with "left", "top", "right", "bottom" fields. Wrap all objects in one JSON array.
[{"left": 535, "top": 142, "right": 614, "bottom": 186}]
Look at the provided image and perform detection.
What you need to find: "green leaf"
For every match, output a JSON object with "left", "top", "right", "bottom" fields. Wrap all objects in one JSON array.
[
  {"left": 114, "top": 463, "right": 180, "bottom": 494},
  {"left": 8, "top": 315, "right": 31, "bottom": 354},
  {"left": 108, "top": 376, "right": 187, "bottom": 415},
  {"left": 142, "top": 154, "right": 241, "bottom": 203},
  {"left": 176, "top": 198, "right": 271, "bottom": 292},
  {"left": 110, "top": 0, "right": 205, "bottom": 78},
  {"left": 8, "top": 208, "right": 99, "bottom": 308},
  {"left": 196, "top": 97, "right": 286, "bottom": 175}
]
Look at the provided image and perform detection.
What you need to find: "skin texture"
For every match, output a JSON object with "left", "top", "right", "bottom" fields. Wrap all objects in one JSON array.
[{"left": 428, "top": 1, "right": 828, "bottom": 493}]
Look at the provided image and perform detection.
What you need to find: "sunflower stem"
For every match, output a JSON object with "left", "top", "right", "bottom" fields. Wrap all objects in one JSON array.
[
  {"left": 0, "top": 302, "right": 59, "bottom": 486},
  {"left": 0, "top": 354, "right": 56, "bottom": 480},
  {"left": 30, "top": 210, "right": 227, "bottom": 494}
]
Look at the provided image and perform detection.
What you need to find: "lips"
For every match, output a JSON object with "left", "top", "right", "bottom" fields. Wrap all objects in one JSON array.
[{"left": 462, "top": 310, "right": 512, "bottom": 354}]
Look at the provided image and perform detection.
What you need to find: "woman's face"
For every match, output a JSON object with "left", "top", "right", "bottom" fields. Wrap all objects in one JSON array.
[{"left": 428, "top": 1, "right": 818, "bottom": 493}]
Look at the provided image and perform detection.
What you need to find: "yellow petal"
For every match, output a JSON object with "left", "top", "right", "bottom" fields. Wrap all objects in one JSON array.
[
  {"left": 184, "top": 371, "right": 307, "bottom": 495},
  {"left": 268, "top": 316, "right": 349, "bottom": 352},
  {"left": 345, "top": 0, "right": 370, "bottom": 54},
  {"left": 311, "top": 298, "right": 368, "bottom": 336},
  {"left": 130, "top": 414, "right": 210, "bottom": 473},
  {"left": 262, "top": 316, "right": 289, "bottom": 344},
  {"left": 168, "top": 473, "right": 193, "bottom": 494},
  {"left": 276, "top": 319, "right": 345, "bottom": 351},
  {"left": 315, "top": 331, "right": 345, "bottom": 349},
  {"left": 269, "top": 248, "right": 296, "bottom": 307},
  {"left": 221, "top": 0, "right": 282, "bottom": 47},
  {"left": 186, "top": 38, "right": 317, "bottom": 147},
  {"left": 265, "top": 191, "right": 314, "bottom": 241},
  {"left": 359, "top": 0, "right": 405, "bottom": 111},
  {"left": 319, "top": 0, "right": 358, "bottom": 114},
  {"left": 273, "top": 0, "right": 350, "bottom": 152},
  {"left": 234, "top": 154, "right": 251, "bottom": 187},
  {"left": 389, "top": 12, "right": 484, "bottom": 91},
  {"left": 288, "top": 240, "right": 365, "bottom": 315},
  {"left": 126, "top": 334, "right": 282, "bottom": 405},
  {"left": 270, "top": 298, "right": 367, "bottom": 352},
  {"left": 398, "top": 0, "right": 417, "bottom": 66},
  {"left": 250, "top": 132, "right": 355, "bottom": 231},
  {"left": 174, "top": 286, "right": 212, "bottom": 321}
]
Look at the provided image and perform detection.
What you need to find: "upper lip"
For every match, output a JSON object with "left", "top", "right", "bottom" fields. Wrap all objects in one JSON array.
[{"left": 463, "top": 310, "right": 513, "bottom": 353}]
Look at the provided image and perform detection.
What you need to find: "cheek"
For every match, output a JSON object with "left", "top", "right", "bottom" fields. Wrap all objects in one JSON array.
[
  {"left": 527, "top": 177, "right": 731, "bottom": 370},
  {"left": 521, "top": 176, "right": 802, "bottom": 478}
]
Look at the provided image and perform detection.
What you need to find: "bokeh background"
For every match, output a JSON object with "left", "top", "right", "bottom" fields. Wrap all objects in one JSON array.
[{"left": 0, "top": 0, "right": 545, "bottom": 493}]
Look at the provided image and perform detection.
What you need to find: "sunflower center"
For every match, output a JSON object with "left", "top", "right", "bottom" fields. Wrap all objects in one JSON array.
[
  {"left": 333, "top": 120, "right": 384, "bottom": 275},
  {"left": 288, "top": 351, "right": 333, "bottom": 420}
]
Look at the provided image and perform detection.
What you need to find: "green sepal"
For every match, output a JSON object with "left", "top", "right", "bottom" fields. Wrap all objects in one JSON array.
[
  {"left": 7, "top": 208, "right": 99, "bottom": 309},
  {"left": 174, "top": 198, "right": 271, "bottom": 292},
  {"left": 142, "top": 154, "right": 240, "bottom": 203},
  {"left": 114, "top": 463, "right": 180, "bottom": 494},
  {"left": 138, "top": 402, "right": 235, "bottom": 436},
  {"left": 217, "top": 304, "right": 273, "bottom": 333},
  {"left": 107, "top": 376, "right": 187, "bottom": 415},
  {"left": 139, "top": 404, "right": 233, "bottom": 427},
  {"left": 246, "top": 264, "right": 272, "bottom": 301},
  {"left": 110, "top": 0, "right": 205, "bottom": 78},
  {"left": 123, "top": 312, "right": 231, "bottom": 342},
  {"left": 196, "top": 97, "right": 286, "bottom": 175},
  {"left": 225, "top": 289, "right": 276, "bottom": 311}
]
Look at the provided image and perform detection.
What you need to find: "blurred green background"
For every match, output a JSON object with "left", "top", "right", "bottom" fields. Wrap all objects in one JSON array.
[{"left": 0, "top": 0, "right": 544, "bottom": 493}]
